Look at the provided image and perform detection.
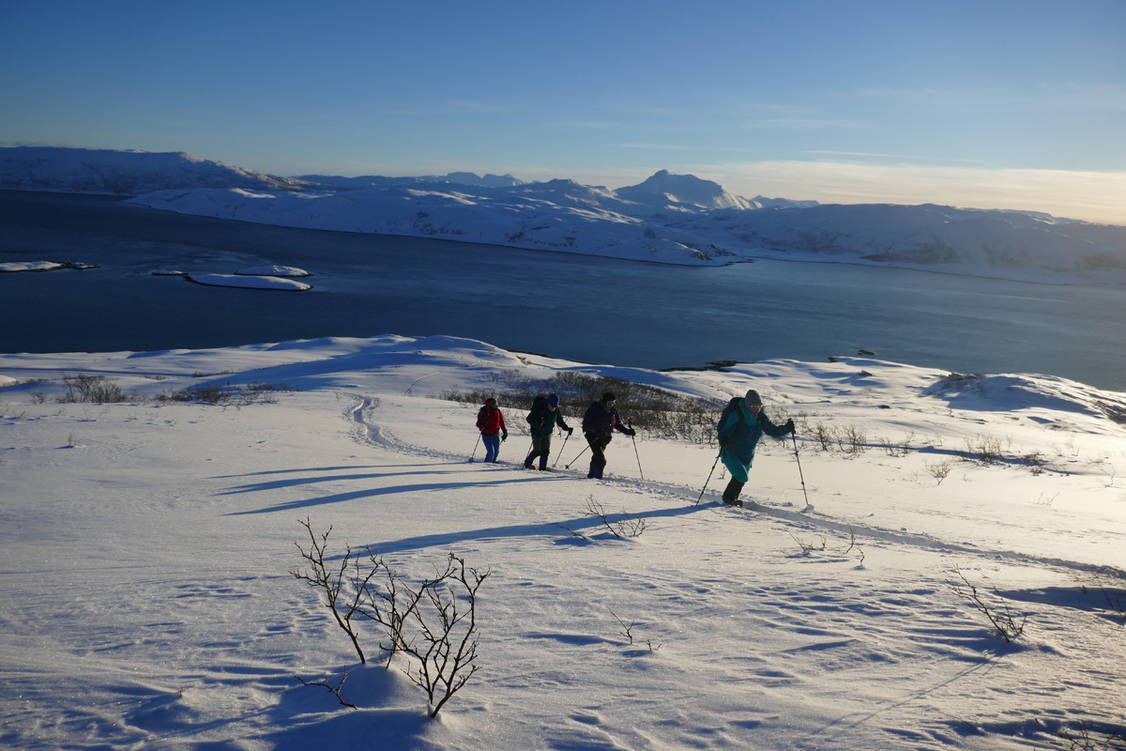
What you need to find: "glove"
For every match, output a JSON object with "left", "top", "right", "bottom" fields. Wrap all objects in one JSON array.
[
  {"left": 501, "top": 432, "right": 508, "bottom": 442},
  {"left": 625, "top": 428, "right": 636, "bottom": 437},
  {"left": 567, "top": 427, "right": 574, "bottom": 435},
  {"left": 785, "top": 419, "right": 796, "bottom": 434}
]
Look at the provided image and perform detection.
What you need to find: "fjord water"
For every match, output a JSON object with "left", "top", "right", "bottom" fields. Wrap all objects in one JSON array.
[{"left": 2, "top": 191, "right": 1124, "bottom": 391}]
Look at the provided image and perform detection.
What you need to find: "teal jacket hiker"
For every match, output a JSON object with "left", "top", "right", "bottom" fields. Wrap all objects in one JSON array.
[{"left": 717, "top": 401, "right": 791, "bottom": 483}]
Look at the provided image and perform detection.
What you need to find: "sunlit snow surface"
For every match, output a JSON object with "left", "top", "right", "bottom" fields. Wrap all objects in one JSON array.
[
  {"left": 0, "top": 261, "right": 63, "bottom": 272},
  {"left": 1, "top": 335, "right": 1124, "bottom": 750},
  {"left": 184, "top": 272, "right": 311, "bottom": 291}
]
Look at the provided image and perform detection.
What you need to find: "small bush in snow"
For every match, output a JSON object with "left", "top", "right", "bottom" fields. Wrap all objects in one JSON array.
[
  {"left": 159, "top": 381, "right": 286, "bottom": 406},
  {"left": 946, "top": 567, "right": 1026, "bottom": 643},
  {"left": 291, "top": 518, "right": 376, "bottom": 666},
  {"left": 291, "top": 519, "right": 488, "bottom": 718},
  {"left": 963, "top": 434, "right": 1007, "bottom": 464},
  {"left": 879, "top": 432, "right": 914, "bottom": 457},
  {"left": 925, "top": 460, "right": 954, "bottom": 484},
  {"left": 787, "top": 532, "right": 827, "bottom": 556},
  {"left": 59, "top": 374, "right": 128, "bottom": 403},
  {"left": 584, "top": 496, "right": 647, "bottom": 539},
  {"left": 812, "top": 422, "right": 835, "bottom": 452},
  {"left": 837, "top": 425, "right": 868, "bottom": 456}
]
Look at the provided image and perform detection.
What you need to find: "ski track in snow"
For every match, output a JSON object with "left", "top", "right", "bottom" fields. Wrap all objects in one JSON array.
[{"left": 349, "top": 393, "right": 1126, "bottom": 583}]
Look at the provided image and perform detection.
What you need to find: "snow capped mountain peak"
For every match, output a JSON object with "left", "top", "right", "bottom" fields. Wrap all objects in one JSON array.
[{"left": 617, "top": 169, "right": 753, "bottom": 211}]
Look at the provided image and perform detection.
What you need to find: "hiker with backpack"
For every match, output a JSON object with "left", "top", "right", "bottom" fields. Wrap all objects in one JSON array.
[
  {"left": 717, "top": 389, "right": 794, "bottom": 506},
  {"left": 524, "top": 393, "right": 573, "bottom": 471},
  {"left": 476, "top": 397, "right": 509, "bottom": 463},
  {"left": 581, "top": 392, "right": 635, "bottom": 479}
]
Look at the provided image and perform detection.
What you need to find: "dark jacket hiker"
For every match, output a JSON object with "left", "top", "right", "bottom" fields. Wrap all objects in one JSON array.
[
  {"left": 717, "top": 389, "right": 793, "bottom": 505},
  {"left": 581, "top": 392, "right": 635, "bottom": 479},
  {"left": 524, "top": 393, "right": 572, "bottom": 470}
]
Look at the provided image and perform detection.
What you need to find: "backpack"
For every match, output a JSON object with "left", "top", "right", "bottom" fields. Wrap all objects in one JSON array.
[{"left": 717, "top": 397, "right": 743, "bottom": 435}]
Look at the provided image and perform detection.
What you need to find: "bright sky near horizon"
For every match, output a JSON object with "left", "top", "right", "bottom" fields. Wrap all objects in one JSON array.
[{"left": 2, "top": 0, "right": 1125, "bottom": 223}]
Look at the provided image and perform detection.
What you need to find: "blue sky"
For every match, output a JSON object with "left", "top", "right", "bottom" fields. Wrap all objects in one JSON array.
[{"left": 2, "top": 0, "right": 1124, "bottom": 222}]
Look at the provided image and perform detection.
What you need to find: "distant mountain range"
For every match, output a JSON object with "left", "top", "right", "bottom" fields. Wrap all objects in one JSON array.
[{"left": 2, "top": 146, "right": 1124, "bottom": 280}]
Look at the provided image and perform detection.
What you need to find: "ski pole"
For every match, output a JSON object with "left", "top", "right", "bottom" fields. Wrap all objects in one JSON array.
[
  {"left": 696, "top": 452, "right": 722, "bottom": 505},
  {"left": 469, "top": 434, "right": 481, "bottom": 462},
  {"left": 628, "top": 422, "right": 644, "bottom": 480},
  {"left": 565, "top": 443, "right": 590, "bottom": 469},
  {"left": 552, "top": 431, "right": 571, "bottom": 467},
  {"left": 791, "top": 432, "right": 810, "bottom": 507}
]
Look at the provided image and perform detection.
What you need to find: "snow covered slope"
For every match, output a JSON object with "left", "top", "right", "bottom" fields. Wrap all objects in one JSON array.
[
  {"left": 132, "top": 178, "right": 1126, "bottom": 278},
  {"left": 1, "top": 334, "right": 1124, "bottom": 749},
  {"left": 0, "top": 146, "right": 304, "bottom": 194},
  {"left": 130, "top": 184, "right": 737, "bottom": 264}
]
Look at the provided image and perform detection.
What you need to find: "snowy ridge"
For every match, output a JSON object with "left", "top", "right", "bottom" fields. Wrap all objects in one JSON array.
[
  {"left": 0, "top": 146, "right": 304, "bottom": 194},
  {"left": 1, "top": 334, "right": 1124, "bottom": 748}
]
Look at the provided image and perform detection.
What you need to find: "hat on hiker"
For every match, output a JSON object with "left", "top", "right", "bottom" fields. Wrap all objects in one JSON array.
[
  {"left": 602, "top": 392, "right": 616, "bottom": 403},
  {"left": 744, "top": 389, "right": 762, "bottom": 407},
  {"left": 485, "top": 397, "right": 497, "bottom": 407},
  {"left": 547, "top": 393, "right": 560, "bottom": 408}
]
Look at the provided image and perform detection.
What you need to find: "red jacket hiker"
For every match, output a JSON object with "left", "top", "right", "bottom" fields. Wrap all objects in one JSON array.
[{"left": 476, "top": 398, "right": 508, "bottom": 437}]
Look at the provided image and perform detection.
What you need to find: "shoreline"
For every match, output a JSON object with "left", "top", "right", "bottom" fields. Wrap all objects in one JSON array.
[{"left": 3, "top": 187, "right": 1122, "bottom": 287}]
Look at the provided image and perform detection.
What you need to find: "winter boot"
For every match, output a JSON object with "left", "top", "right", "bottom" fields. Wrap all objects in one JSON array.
[{"left": 722, "top": 478, "right": 745, "bottom": 506}]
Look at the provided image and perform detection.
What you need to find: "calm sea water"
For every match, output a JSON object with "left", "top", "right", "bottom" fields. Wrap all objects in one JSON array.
[{"left": 2, "top": 191, "right": 1124, "bottom": 391}]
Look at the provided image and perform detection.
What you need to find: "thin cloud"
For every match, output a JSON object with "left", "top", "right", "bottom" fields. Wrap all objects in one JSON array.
[
  {"left": 700, "top": 160, "right": 1126, "bottom": 225},
  {"left": 743, "top": 118, "right": 869, "bottom": 130},
  {"left": 804, "top": 150, "right": 987, "bottom": 165}
]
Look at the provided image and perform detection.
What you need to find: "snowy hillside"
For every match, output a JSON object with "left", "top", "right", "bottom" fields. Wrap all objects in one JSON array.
[
  {"left": 132, "top": 175, "right": 1126, "bottom": 279},
  {"left": 1, "top": 334, "right": 1124, "bottom": 749},
  {"left": 0, "top": 146, "right": 304, "bottom": 195},
  {"left": 129, "top": 183, "right": 738, "bottom": 264}
]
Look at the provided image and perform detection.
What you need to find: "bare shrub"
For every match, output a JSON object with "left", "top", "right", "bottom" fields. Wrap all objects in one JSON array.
[
  {"left": 294, "top": 671, "right": 358, "bottom": 710},
  {"left": 291, "top": 519, "right": 488, "bottom": 718},
  {"left": 59, "top": 374, "right": 128, "bottom": 403},
  {"left": 1022, "top": 452, "right": 1047, "bottom": 475},
  {"left": 880, "top": 432, "right": 914, "bottom": 457},
  {"left": 291, "top": 518, "right": 378, "bottom": 665},
  {"left": 158, "top": 381, "right": 287, "bottom": 406},
  {"left": 584, "top": 496, "right": 647, "bottom": 539},
  {"left": 843, "top": 527, "right": 866, "bottom": 567},
  {"left": 925, "top": 460, "right": 954, "bottom": 485},
  {"left": 838, "top": 425, "right": 868, "bottom": 456},
  {"left": 813, "top": 423, "right": 835, "bottom": 452},
  {"left": 964, "top": 434, "right": 1006, "bottom": 464},
  {"left": 946, "top": 567, "right": 1026, "bottom": 642},
  {"left": 787, "top": 532, "right": 827, "bottom": 556},
  {"left": 1056, "top": 722, "right": 1126, "bottom": 750},
  {"left": 392, "top": 553, "right": 488, "bottom": 718}
]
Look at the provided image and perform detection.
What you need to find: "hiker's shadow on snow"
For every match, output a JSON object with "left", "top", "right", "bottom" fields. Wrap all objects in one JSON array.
[
  {"left": 212, "top": 463, "right": 428, "bottom": 479},
  {"left": 217, "top": 465, "right": 472, "bottom": 496},
  {"left": 225, "top": 472, "right": 551, "bottom": 516},
  {"left": 359, "top": 503, "right": 711, "bottom": 555}
]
